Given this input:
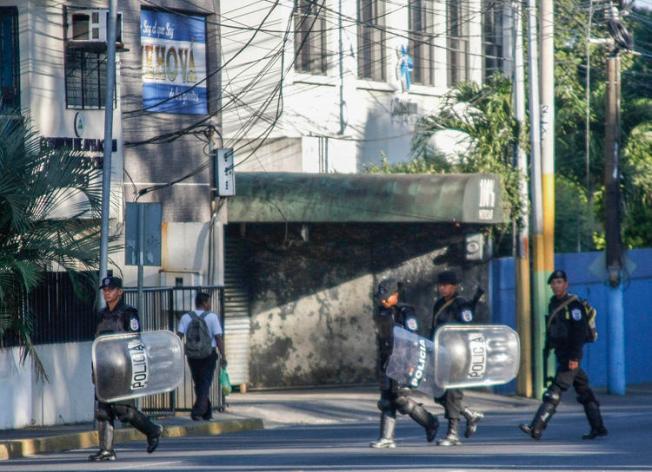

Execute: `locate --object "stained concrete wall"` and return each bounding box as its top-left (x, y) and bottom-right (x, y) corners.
top-left (0, 342), bottom-right (94, 430)
top-left (233, 223), bottom-right (490, 388)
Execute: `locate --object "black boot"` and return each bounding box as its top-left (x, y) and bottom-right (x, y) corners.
top-left (519, 401), bottom-right (556, 440)
top-left (409, 404), bottom-right (439, 443)
top-left (437, 419), bottom-right (461, 446)
top-left (128, 410), bottom-right (163, 453)
top-left (88, 421), bottom-right (116, 461)
top-left (202, 399), bottom-right (213, 420)
top-left (370, 413), bottom-right (396, 448)
top-left (461, 407), bottom-right (484, 438)
top-left (582, 402), bottom-right (608, 439)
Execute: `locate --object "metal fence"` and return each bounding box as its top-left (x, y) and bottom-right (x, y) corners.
top-left (2, 274), bottom-right (225, 416)
top-left (123, 286), bottom-right (225, 415)
top-left (1, 272), bottom-right (98, 347)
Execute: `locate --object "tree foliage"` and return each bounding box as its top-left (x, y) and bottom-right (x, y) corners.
top-left (0, 116), bottom-right (102, 376)
top-left (370, 1), bottom-right (652, 254)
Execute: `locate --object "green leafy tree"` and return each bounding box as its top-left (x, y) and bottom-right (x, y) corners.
top-left (371, 2), bottom-right (652, 254)
top-left (0, 116), bottom-right (102, 375)
top-left (369, 76), bottom-right (522, 255)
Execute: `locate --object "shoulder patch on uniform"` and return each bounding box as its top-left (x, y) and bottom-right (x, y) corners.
top-left (406, 317), bottom-right (418, 331)
top-left (461, 309), bottom-right (473, 322)
top-left (130, 317), bottom-right (140, 331)
top-left (571, 308), bottom-right (582, 321)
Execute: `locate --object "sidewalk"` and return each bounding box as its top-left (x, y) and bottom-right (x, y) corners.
top-left (0, 411), bottom-right (263, 461)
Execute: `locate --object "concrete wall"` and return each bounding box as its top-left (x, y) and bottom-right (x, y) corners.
top-left (235, 223), bottom-right (490, 388)
top-left (491, 248), bottom-right (652, 393)
top-left (0, 342), bottom-right (94, 430)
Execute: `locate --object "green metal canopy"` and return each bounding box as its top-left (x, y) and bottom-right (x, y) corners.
top-left (228, 172), bottom-right (505, 224)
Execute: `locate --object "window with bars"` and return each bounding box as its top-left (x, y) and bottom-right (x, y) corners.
top-left (483, 0), bottom-right (504, 80)
top-left (447, 0), bottom-right (469, 86)
top-left (65, 48), bottom-right (109, 109)
top-left (0, 7), bottom-right (20, 112)
top-left (294, 0), bottom-right (328, 75)
top-left (358, 0), bottom-right (386, 81)
top-left (408, 0), bottom-right (435, 86)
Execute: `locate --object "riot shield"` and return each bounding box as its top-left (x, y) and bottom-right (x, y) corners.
top-left (385, 327), bottom-right (443, 397)
top-left (386, 325), bottom-right (519, 395)
top-left (433, 324), bottom-right (520, 389)
top-left (92, 330), bottom-right (184, 403)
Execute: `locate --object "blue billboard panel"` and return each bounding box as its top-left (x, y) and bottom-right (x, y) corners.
top-left (141, 10), bottom-right (207, 114)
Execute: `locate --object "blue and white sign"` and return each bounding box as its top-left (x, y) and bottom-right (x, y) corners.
top-left (141, 10), bottom-right (207, 114)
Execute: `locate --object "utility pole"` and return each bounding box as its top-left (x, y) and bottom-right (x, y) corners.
top-left (338, 0), bottom-right (345, 135)
top-left (540, 0), bottom-right (555, 271)
top-left (604, 44), bottom-right (625, 396)
top-left (526, 0), bottom-right (547, 398)
top-left (99, 0), bottom-right (117, 307)
top-left (512, 0), bottom-right (532, 398)
top-left (540, 0), bottom-right (556, 384)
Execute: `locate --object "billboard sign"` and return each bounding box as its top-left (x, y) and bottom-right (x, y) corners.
top-left (141, 10), bottom-right (207, 114)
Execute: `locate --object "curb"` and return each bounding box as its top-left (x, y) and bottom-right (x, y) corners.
top-left (0, 418), bottom-right (264, 461)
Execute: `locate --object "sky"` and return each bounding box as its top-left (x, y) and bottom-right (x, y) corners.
top-left (634, 0), bottom-right (652, 10)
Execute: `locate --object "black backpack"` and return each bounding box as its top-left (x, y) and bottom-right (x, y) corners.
top-left (184, 312), bottom-right (213, 359)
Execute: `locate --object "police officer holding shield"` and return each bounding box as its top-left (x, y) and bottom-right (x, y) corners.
top-left (89, 276), bottom-right (163, 462)
top-left (370, 279), bottom-right (439, 448)
top-left (430, 270), bottom-right (484, 446)
top-left (519, 270), bottom-right (607, 440)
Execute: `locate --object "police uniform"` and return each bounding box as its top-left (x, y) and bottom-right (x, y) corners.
top-left (430, 270), bottom-right (484, 446)
top-left (370, 279), bottom-right (439, 448)
top-left (519, 270), bottom-right (607, 440)
top-left (89, 277), bottom-right (162, 462)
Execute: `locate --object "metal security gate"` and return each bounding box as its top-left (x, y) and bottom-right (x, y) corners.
top-left (123, 286), bottom-right (225, 415)
top-left (224, 236), bottom-right (252, 388)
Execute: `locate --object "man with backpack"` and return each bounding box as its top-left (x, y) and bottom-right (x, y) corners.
top-left (177, 292), bottom-right (226, 420)
top-left (519, 270), bottom-right (607, 440)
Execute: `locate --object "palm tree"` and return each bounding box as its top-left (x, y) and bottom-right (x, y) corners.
top-left (0, 115), bottom-right (102, 376)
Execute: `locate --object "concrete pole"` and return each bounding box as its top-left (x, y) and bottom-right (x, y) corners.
top-left (526, 0), bottom-right (547, 398)
top-left (99, 0), bottom-right (117, 307)
top-left (540, 0), bottom-right (555, 269)
top-left (540, 0), bottom-right (556, 382)
top-left (604, 53), bottom-right (626, 395)
top-left (512, 0), bottom-right (532, 398)
top-left (338, 0), bottom-right (345, 135)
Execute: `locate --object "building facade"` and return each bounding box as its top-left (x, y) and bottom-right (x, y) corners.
top-left (220, 0), bottom-right (511, 173)
top-left (0, 0), bottom-right (513, 416)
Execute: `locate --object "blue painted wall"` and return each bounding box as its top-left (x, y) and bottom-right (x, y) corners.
top-left (490, 248), bottom-right (652, 394)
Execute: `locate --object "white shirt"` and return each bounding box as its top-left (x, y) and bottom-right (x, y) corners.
top-left (177, 309), bottom-right (223, 348)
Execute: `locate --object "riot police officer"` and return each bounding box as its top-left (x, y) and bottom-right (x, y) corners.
top-left (370, 279), bottom-right (439, 448)
top-left (519, 270), bottom-right (607, 440)
top-left (430, 270), bottom-right (484, 446)
top-left (89, 276), bottom-right (163, 462)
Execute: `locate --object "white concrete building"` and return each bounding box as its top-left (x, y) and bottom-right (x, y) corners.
top-left (221, 0), bottom-right (510, 173)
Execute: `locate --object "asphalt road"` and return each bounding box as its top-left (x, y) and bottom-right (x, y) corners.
top-left (2, 386), bottom-right (651, 471)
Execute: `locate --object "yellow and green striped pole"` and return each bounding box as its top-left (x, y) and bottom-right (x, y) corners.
top-left (541, 0), bottom-right (556, 392)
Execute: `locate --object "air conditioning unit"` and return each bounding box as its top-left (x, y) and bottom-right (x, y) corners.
top-left (66, 9), bottom-right (123, 46)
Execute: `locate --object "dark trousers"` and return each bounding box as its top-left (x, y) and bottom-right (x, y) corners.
top-left (188, 350), bottom-right (218, 417)
top-left (435, 388), bottom-right (464, 419)
top-left (550, 358), bottom-right (597, 405)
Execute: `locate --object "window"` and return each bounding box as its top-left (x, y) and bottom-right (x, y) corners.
top-left (65, 48), bottom-right (110, 109)
top-left (483, 0), bottom-right (503, 80)
top-left (358, 0), bottom-right (386, 81)
top-left (0, 7), bottom-right (20, 112)
top-left (447, 0), bottom-right (469, 86)
top-left (408, 0), bottom-right (435, 86)
top-left (294, 0), bottom-right (328, 75)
